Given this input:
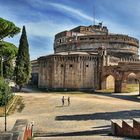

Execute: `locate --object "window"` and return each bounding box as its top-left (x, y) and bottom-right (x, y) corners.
top-left (60, 38), bottom-right (62, 43)
top-left (86, 65), bottom-right (89, 67)
top-left (70, 64), bottom-right (73, 68)
top-left (61, 64), bottom-right (63, 67)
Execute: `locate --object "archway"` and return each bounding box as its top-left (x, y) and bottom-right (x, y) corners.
top-left (106, 75), bottom-right (115, 89)
top-left (101, 75), bottom-right (115, 92)
top-left (125, 73), bottom-right (139, 92)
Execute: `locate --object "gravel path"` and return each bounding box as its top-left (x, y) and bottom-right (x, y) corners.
top-left (0, 90), bottom-right (140, 139)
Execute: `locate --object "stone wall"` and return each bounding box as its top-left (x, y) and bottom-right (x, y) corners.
top-left (111, 119), bottom-right (140, 138)
top-left (54, 34), bottom-right (139, 57)
top-left (31, 60), bottom-right (39, 85)
top-left (38, 54), bottom-right (100, 90)
top-left (31, 60), bottom-right (39, 74)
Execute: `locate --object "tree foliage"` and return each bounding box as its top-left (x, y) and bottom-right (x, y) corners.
top-left (0, 17), bottom-right (20, 40)
top-left (0, 18), bottom-right (20, 106)
top-left (15, 26), bottom-right (31, 90)
top-left (0, 17), bottom-right (20, 78)
top-left (0, 41), bottom-right (18, 78)
top-left (0, 77), bottom-right (12, 106)
top-left (0, 41), bottom-right (18, 59)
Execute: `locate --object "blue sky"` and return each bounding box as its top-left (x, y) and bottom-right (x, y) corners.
top-left (1, 0), bottom-right (140, 60)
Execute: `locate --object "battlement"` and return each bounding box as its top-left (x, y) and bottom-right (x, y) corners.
top-left (107, 55), bottom-right (140, 66)
top-left (38, 52), bottom-right (99, 63)
top-left (70, 23), bottom-right (108, 35)
top-left (55, 23), bottom-right (108, 39)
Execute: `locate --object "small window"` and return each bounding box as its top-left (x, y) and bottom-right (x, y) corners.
top-left (61, 64), bottom-right (63, 67)
top-left (86, 65), bottom-right (89, 67)
top-left (70, 64), bottom-right (73, 68)
top-left (60, 38), bottom-right (62, 43)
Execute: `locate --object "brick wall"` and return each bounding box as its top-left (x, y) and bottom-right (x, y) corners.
top-left (111, 119), bottom-right (140, 138)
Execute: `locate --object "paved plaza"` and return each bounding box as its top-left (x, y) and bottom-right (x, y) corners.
top-left (0, 90), bottom-right (140, 139)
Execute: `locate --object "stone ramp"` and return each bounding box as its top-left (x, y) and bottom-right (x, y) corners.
top-left (34, 127), bottom-right (128, 140)
top-left (0, 119), bottom-right (33, 140)
top-left (34, 125), bottom-right (111, 138)
top-left (34, 135), bottom-right (127, 140)
top-left (0, 133), bottom-right (13, 140)
top-left (111, 118), bottom-right (140, 138)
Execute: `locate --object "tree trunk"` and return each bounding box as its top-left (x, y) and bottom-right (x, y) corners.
top-left (19, 85), bottom-right (22, 92)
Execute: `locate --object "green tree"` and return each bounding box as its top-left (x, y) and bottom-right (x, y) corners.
top-left (0, 17), bottom-right (20, 77)
top-left (0, 41), bottom-right (18, 78)
top-left (0, 18), bottom-right (20, 106)
top-left (0, 77), bottom-right (12, 106)
top-left (0, 17), bottom-right (20, 40)
top-left (15, 26), bottom-right (31, 91)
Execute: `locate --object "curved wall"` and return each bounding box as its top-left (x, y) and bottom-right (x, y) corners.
top-left (54, 34), bottom-right (139, 57)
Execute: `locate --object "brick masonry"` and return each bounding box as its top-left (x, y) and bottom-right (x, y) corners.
top-left (111, 119), bottom-right (140, 138)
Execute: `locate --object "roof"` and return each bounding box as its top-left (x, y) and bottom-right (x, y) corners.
top-left (38, 51), bottom-right (99, 60)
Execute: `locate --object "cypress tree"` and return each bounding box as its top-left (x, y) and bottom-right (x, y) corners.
top-left (15, 26), bottom-right (31, 90)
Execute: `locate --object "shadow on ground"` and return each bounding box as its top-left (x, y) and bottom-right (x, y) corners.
top-left (89, 91), bottom-right (140, 103)
top-left (55, 110), bottom-right (140, 121)
top-left (55, 105), bottom-right (69, 108)
top-left (34, 125), bottom-right (110, 137)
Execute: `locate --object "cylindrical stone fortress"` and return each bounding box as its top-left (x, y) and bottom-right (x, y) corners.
top-left (36, 23), bottom-right (140, 90)
top-left (54, 24), bottom-right (139, 59)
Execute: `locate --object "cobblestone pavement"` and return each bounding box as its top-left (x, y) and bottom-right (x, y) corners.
top-left (0, 90), bottom-right (140, 140)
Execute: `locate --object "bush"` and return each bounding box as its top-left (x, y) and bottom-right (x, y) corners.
top-left (0, 78), bottom-right (13, 106)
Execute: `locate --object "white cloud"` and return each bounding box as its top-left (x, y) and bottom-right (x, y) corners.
top-left (103, 19), bottom-right (140, 38)
top-left (26, 0), bottom-right (99, 23)
top-left (25, 20), bottom-right (77, 38)
top-left (2, 0), bottom-right (140, 59)
top-left (48, 2), bottom-right (95, 22)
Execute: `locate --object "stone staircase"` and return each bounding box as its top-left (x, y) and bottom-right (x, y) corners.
top-left (111, 118), bottom-right (140, 138)
top-left (0, 119), bottom-right (33, 140)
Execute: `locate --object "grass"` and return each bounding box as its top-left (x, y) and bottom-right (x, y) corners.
top-left (96, 84), bottom-right (139, 93)
top-left (96, 88), bottom-right (114, 93)
top-left (125, 84), bottom-right (139, 93)
top-left (16, 97), bottom-right (25, 113)
top-left (52, 91), bottom-right (86, 95)
top-left (0, 95), bottom-right (24, 116)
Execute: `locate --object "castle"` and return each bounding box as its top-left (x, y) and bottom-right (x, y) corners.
top-left (32, 23), bottom-right (139, 91)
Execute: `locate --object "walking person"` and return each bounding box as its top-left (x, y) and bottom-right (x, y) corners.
top-left (62, 96), bottom-right (65, 106)
top-left (67, 96), bottom-right (70, 106)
